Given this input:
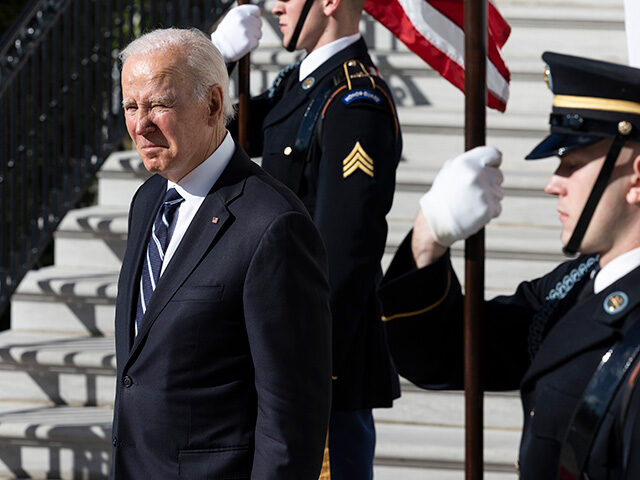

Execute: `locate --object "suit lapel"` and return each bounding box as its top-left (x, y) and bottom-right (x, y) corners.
top-left (263, 38), bottom-right (373, 129)
top-left (121, 175), bottom-right (166, 351)
top-left (125, 147), bottom-right (250, 366)
top-left (522, 265), bottom-right (640, 387)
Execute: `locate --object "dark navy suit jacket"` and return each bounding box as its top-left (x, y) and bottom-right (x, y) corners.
top-left (110, 145), bottom-right (332, 479)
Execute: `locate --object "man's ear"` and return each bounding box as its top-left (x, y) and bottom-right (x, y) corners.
top-left (207, 84), bottom-right (224, 125)
top-left (626, 145), bottom-right (640, 205)
top-left (322, 0), bottom-right (342, 17)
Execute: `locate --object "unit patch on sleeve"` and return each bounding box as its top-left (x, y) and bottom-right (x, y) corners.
top-left (343, 141), bottom-right (374, 178)
top-left (341, 89), bottom-right (382, 106)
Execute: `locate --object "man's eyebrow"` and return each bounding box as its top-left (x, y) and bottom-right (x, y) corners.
top-left (148, 94), bottom-right (176, 105)
top-left (121, 94), bottom-right (176, 108)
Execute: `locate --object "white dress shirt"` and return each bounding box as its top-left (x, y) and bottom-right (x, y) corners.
top-left (299, 33), bottom-right (361, 81)
top-left (594, 246), bottom-right (640, 294)
top-left (161, 131), bottom-right (235, 275)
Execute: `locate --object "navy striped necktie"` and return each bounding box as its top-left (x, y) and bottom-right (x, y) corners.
top-left (134, 188), bottom-right (184, 334)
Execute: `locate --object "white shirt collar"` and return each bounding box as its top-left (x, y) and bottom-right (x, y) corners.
top-left (594, 246), bottom-right (640, 293)
top-left (167, 131), bottom-right (235, 201)
top-left (299, 33), bottom-right (361, 81)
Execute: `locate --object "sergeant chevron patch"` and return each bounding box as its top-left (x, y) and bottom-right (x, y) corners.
top-left (343, 142), bottom-right (374, 178)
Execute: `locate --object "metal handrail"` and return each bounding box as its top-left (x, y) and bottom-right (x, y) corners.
top-left (0, 0), bottom-right (234, 319)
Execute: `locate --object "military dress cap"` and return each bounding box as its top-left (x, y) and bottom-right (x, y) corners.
top-left (526, 51), bottom-right (640, 160)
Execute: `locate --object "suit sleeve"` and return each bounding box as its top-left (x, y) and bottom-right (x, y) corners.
top-left (313, 92), bottom-right (400, 379)
top-left (243, 211), bottom-right (331, 479)
top-left (379, 232), bottom-right (569, 391)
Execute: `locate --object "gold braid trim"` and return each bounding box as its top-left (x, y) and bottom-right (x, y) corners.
top-left (381, 271), bottom-right (452, 322)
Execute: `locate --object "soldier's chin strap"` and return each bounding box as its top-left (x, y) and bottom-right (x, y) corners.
top-left (562, 133), bottom-right (628, 256)
top-left (285, 0), bottom-right (316, 52)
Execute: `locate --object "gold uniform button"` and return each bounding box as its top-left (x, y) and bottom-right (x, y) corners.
top-left (529, 409), bottom-right (535, 417)
top-left (284, 146), bottom-right (292, 156)
top-left (347, 60), bottom-right (357, 67)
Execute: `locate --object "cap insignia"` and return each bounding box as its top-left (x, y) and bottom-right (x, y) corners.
top-left (603, 291), bottom-right (629, 314)
top-left (544, 65), bottom-right (553, 91)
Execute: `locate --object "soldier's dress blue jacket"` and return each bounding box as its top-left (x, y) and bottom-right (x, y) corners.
top-left (378, 234), bottom-right (640, 479)
top-left (238, 37), bottom-right (401, 409)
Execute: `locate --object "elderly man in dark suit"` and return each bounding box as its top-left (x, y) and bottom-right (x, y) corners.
top-left (109, 28), bottom-right (332, 479)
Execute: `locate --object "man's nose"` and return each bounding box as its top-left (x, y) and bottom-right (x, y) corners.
top-left (272, 1), bottom-right (283, 16)
top-left (544, 173), bottom-right (564, 197)
top-left (135, 110), bottom-right (155, 135)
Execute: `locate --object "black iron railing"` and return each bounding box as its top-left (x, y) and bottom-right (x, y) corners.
top-left (0, 0), bottom-right (234, 319)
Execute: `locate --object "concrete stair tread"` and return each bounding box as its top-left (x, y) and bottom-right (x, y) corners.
top-left (0, 403), bottom-right (111, 444)
top-left (373, 465), bottom-right (518, 479)
top-left (0, 331), bottom-right (115, 370)
top-left (15, 266), bottom-right (119, 300)
top-left (387, 220), bottom-right (562, 259)
top-left (374, 422), bottom-right (521, 467)
top-left (379, 386), bottom-right (522, 430)
top-left (396, 162), bottom-right (555, 192)
top-left (57, 206), bottom-right (129, 237)
top-left (97, 150), bottom-right (147, 176)
top-left (381, 251), bottom-right (564, 296)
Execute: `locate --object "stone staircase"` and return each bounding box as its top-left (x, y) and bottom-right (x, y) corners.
top-left (0, 0), bottom-right (627, 477)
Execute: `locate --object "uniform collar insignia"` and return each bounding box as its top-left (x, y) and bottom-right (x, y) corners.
top-left (603, 291), bottom-right (629, 314)
top-left (302, 77), bottom-right (315, 90)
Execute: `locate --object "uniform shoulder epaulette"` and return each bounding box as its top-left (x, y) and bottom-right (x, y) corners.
top-left (321, 59), bottom-right (399, 138)
top-left (332, 59), bottom-right (379, 90)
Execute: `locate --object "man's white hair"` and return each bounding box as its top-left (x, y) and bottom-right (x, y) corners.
top-left (120, 28), bottom-right (235, 124)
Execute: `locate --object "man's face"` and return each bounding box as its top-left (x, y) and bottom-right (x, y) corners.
top-left (121, 52), bottom-right (214, 183)
top-left (544, 140), bottom-right (634, 256)
top-left (272, 0), bottom-right (327, 52)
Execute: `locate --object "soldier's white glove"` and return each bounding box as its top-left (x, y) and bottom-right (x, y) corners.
top-left (211, 5), bottom-right (262, 63)
top-left (419, 146), bottom-right (504, 247)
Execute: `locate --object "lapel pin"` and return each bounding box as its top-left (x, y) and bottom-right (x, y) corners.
top-left (212, 217), bottom-right (219, 224)
top-left (603, 291), bottom-right (628, 314)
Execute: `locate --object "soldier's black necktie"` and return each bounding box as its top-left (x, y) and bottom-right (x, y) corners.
top-left (134, 188), bottom-right (184, 334)
top-left (577, 267), bottom-right (600, 303)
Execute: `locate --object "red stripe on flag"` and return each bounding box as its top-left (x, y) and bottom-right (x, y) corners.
top-left (364, 0), bottom-right (510, 111)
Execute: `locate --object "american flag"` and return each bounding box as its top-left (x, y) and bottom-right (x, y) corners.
top-left (364, 0), bottom-right (511, 111)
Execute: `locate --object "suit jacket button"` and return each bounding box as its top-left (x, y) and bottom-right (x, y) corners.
top-left (112, 436), bottom-right (118, 446)
top-left (122, 376), bottom-right (133, 388)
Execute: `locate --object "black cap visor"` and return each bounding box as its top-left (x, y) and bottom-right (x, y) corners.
top-left (525, 133), bottom-right (603, 160)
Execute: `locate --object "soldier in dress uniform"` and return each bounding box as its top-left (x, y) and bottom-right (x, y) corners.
top-left (214, 0), bottom-right (402, 478)
top-left (378, 52), bottom-right (640, 479)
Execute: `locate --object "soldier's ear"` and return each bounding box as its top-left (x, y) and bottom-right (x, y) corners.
top-left (625, 142), bottom-right (640, 205)
top-left (322, 0), bottom-right (341, 16)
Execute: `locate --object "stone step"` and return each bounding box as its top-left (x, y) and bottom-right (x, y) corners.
top-left (382, 251), bottom-right (563, 298)
top-left (96, 150), bottom-right (149, 208)
top-left (0, 331), bottom-right (115, 408)
top-left (0, 387), bottom-right (522, 480)
top-left (0, 403), bottom-right (111, 479)
top-left (375, 382), bottom-right (522, 478)
top-left (373, 465), bottom-right (518, 479)
top-left (380, 382), bottom-right (522, 429)
top-left (374, 423), bottom-right (521, 475)
top-left (11, 267), bottom-right (118, 336)
top-left (389, 190), bottom-right (559, 231)
top-left (55, 206), bottom-right (128, 271)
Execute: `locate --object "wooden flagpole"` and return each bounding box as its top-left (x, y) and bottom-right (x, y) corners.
top-left (463, 0), bottom-right (486, 478)
top-left (237, 0), bottom-right (251, 152)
